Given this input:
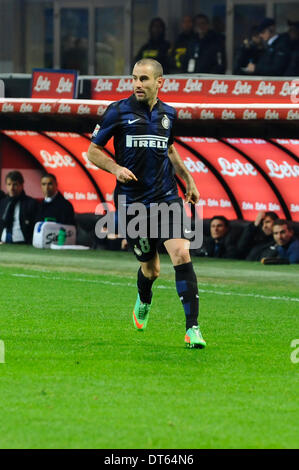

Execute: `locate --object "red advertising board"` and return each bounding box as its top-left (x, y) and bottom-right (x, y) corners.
top-left (224, 138), bottom-right (299, 221)
top-left (2, 130), bottom-right (100, 213)
top-left (1, 97), bottom-right (299, 121)
top-left (273, 138), bottom-right (299, 159)
top-left (31, 69), bottom-right (77, 98)
top-left (179, 137), bottom-right (283, 221)
top-left (44, 132), bottom-right (116, 205)
top-left (91, 76), bottom-right (299, 104)
top-left (174, 141), bottom-right (237, 219)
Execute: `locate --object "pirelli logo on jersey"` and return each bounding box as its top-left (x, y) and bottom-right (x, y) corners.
top-left (126, 135), bottom-right (169, 149)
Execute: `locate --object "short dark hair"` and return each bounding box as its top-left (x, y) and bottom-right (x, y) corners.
top-left (258, 18), bottom-right (275, 33)
top-left (264, 211), bottom-right (279, 221)
top-left (41, 173), bottom-right (57, 183)
top-left (210, 215), bottom-right (230, 228)
top-left (134, 58), bottom-right (163, 78)
top-left (273, 219), bottom-right (294, 231)
top-left (194, 14), bottom-right (209, 23)
top-left (149, 17), bottom-right (166, 35)
top-left (5, 170), bottom-right (24, 184)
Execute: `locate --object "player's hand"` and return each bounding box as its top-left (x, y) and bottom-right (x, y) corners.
top-left (115, 166), bottom-right (138, 183)
top-left (254, 210), bottom-right (265, 226)
top-left (244, 62), bottom-right (255, 73)
top-left (185, 184), bottom-right (200, 205)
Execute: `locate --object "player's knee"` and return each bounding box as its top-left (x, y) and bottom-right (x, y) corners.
top-left (171, 248), bottom-right (190, 266)
top-left (142, 265), bottom-right (160, 280)
top-left (147, 268), bottom-right (160, 280)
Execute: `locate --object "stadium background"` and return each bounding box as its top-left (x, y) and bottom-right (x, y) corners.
top-left (1, 76), bottom-right (299, 235)
top-left (0, 0), bottom-right (299, 451)
top-left (1, 1), bottom-right (299, 230)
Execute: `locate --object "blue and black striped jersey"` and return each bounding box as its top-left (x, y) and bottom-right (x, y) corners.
top-left (91, 94), bottom-right (179, 206)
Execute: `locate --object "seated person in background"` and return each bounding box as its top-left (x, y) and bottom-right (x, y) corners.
top-left (0, 170), bottom-right (40, 244)
top-left (134, 18), bottom-right (171, 74)
top-left (169, 15), bottom-right (197, 73)
top-left (36, 173), bottom-right (75, 226)
top-left (261, 220), bottom-right (299, 264)
top-left (243, 18), bottom-right (290, 76)
top-left (234, 26), bottom-right (265, 75)
top-left (196, 216), bottom-right (238, 259)
top-left (237, 211), bottom-right (278, 261)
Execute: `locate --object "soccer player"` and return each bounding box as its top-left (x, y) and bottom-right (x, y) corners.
top-left (87, 58), bottom-right (206, 349)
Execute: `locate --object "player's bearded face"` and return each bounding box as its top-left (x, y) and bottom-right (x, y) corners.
top-left (132, 65), bottom-right (162, 105)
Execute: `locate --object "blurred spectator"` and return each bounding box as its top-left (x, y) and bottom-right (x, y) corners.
top-left (61, 34), bottom-right (76, 62)
top-left (261, 220), bottom-right (299, 264)
top-left (234, 26), bottom-right (265, 75)
top-left (169, 15), bottom-right (197, 73)
top-left (36, 173), bottom-right (75, 226)
top-left (185, 14), bottom-right (226, 74)
top-left (195, 216), bottom-right (238, 258)
top-left (0, 190), bottom-right (5, 200)
top-left (284, 20), bottom-right (299, 76)
top-left (61, 37), bottom-right (88, 74)
top-left (237, 211), bottom-right (278, 261)
top-left (213, 15), bottom-right (225, 36)
top-left (243, 18), bottom-right (290, 76)
top-left (95, 32), bottom-right (117, 75)
top-left (0, 171), bottom-right (39, 244)
top-left (134, 18), bottom-right (171, 73)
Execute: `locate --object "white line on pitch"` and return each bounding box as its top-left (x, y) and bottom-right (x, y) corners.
top-left (7, 272), bottom-right (299, 303)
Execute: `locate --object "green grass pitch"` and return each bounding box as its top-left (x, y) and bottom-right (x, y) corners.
top-left (0, 245), bottom-right (298, 449)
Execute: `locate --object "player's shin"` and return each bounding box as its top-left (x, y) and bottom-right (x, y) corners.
top-left (137, 267), bottom-right (154, 304)
top-left (174, 262), bottom-right (199, 330)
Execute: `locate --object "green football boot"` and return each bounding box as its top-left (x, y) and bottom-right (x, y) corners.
top-left (132, 294), bottom-right (151, 331)
top-left (185, 325), bottom-right (206, 349)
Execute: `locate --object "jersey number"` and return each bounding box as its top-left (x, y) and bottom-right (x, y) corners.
top-left (139, 238), bottom-right (150, 253)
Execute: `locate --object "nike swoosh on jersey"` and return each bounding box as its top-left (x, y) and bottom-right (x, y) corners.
top-left (128, 118), bottom-right (140, 124)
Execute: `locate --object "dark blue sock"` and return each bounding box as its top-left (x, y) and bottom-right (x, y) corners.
top-left (174, 262), bottom-right (199, 330)
top-left (137, 267), bottom-right (154, 304)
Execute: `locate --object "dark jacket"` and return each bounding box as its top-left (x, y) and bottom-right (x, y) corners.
top-left (185, 30), bottom-right (226, 73)
top-left (284, 40), bottom-right (299, 76)
top-left (0, 190), bottom-right (5, 201)
top-left (234, 41), bottom-right (265, 75)
top-left (35, 191), bottom-right (75, 226)
top-left (262, 237), bottom-right (299, 264)
top-left (255, 34), bottom-right (290, 76)
top-left (134, 39), bottom-right (171, 73)
top-left (0, 192), bottom-right (40, 244)
top-left (169, 31), bottom-right (197, 73)
top-left (277, 238), bottom-right (299, 263)
top-left (195, 233), bottom-right (238, 259)
top-left (237, 222), bottom-right (274, 261)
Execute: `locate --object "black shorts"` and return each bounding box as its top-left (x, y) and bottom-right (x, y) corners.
top-left (120, 199), bottom-right (189, 262)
